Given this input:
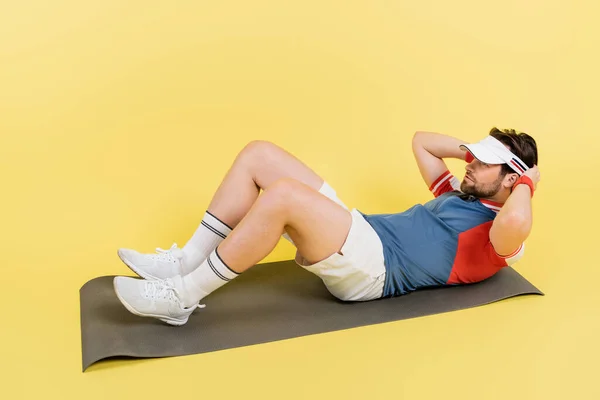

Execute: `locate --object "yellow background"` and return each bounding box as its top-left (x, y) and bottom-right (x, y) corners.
top-left (1, 1), bottom-right (598, 399)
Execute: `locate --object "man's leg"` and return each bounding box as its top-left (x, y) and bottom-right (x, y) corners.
top-left (117, 140), bottom-right (347, 280)
top-left (218, 178), bottom-right (351, 271)
top-left (114, 178), bottom-right (352, 325)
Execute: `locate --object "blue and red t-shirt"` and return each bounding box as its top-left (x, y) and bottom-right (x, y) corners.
top-left (360, 170), bottom-right (525, 298)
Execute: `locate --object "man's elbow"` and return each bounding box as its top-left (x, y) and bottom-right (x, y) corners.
top-left (412, 131), bottom-right (431, 148)
top-left (413, 131), bottom-right (430, 140)
top-left (497, 212), bottom-right (532, 238)
top-left (412, 131), bottom-right (422, 143)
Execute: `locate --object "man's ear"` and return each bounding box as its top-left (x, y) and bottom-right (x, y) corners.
top-left (504, 172), bottom-right (519, 188)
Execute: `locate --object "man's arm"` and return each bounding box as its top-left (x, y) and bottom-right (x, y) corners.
top-left (489, 167), bottom-right (538, 257)
top-left (412, 131), bottom-right (469, 188)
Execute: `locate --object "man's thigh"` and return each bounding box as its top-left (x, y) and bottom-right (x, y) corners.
top-left (281, 180), bottom-right (352, 265)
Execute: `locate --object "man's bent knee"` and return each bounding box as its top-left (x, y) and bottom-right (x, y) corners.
top-left (259, 178), bottom-right (304, 215)
top-left (241, 140), bottom-right (278, 158)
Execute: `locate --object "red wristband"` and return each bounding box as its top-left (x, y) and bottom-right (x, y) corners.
top-left (465, 152), bottom-right (474, 163)
top-left (513, 175), bottom-right (534, 198)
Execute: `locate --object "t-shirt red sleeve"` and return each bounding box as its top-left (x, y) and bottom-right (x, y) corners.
top-left (488, 241), bottom-right (526, 266)
top-left (429, 170), bottom-right (461, 198)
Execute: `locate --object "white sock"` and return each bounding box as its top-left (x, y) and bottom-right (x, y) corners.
top-left (282, 181), bottom-right (348, 244)
top-left (182, 211), bottom-right (232, 274)
top-left (178, 249), bottom-right (239, 307)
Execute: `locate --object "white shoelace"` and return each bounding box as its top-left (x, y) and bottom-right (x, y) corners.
top-left (143, 279), bottom-right (207, 309)
top-left (151, 243), bottom-right (181, 262)
top-left (144, 279), bottom-right (180, 302)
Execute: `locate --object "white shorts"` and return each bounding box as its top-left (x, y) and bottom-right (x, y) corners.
top-left (293, 208), bottom-right (387, 302)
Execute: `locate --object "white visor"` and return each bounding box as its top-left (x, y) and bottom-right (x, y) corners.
top-left (460, 136), bottom-right (529, 176)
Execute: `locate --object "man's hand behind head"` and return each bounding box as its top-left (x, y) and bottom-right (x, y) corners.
top-left (523, 165), bottom-right (541, 190)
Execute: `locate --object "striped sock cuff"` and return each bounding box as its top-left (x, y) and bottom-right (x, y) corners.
top-left (202, 211), bottom-right (233, 239)
top-left (207, 248), bottom-right (239, 282)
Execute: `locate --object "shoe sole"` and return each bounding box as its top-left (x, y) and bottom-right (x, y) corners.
top-left (117, 249), bottom-right (161, 281)
top-left (113, 279), bottom-right (190, 327)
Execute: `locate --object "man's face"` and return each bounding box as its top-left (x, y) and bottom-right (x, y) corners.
top-left (460, 160), bottom-right (507, 198)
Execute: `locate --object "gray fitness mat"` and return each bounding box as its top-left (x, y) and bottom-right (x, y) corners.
top-left (80, 260), bottom-right (543, 371)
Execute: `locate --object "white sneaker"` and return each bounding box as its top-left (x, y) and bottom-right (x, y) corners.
top-left (117, 243), bottom-right (185, 280)
top-left (113, 275), bottom-right (200, 326)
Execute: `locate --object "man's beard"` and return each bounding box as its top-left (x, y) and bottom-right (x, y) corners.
top-left (460, 174), bottom-right (504, 198)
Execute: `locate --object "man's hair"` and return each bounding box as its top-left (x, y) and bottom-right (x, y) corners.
top-left (489, 127), bottom-right (538, 176)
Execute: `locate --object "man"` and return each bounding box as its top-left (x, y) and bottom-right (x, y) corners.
top-left (114, 128), bottom-right (540, 326)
